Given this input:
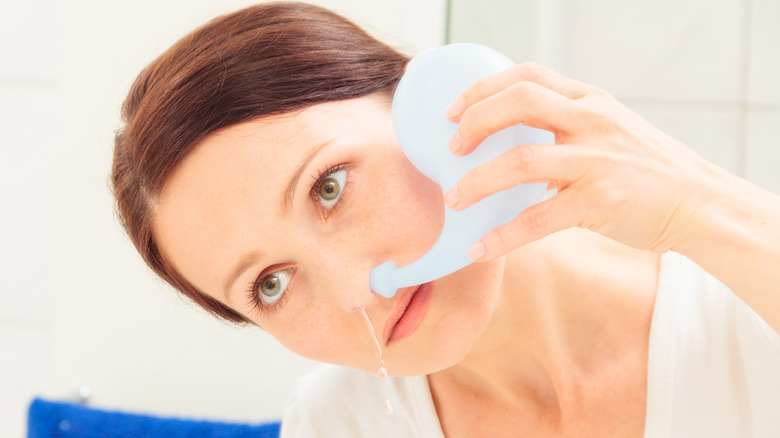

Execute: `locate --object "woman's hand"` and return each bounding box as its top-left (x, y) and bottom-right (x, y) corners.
top-left (443, 62), bottom-right (721, 260)
top-left (444, 62), bottom-right (780, 333)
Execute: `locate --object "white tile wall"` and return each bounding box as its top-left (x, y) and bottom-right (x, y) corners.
top-left (1, 0), bottom-right (59, 436)
top-left (629, 104), bottom-right (743, 174)
top-left (746, 110), bottom-right (780, 194)
top-left (0, 324), bottom-right (52, 438)
top-left (0, 87), bottom-right (56, 324)
top-left (450, 0), bottom-right (779, 193)
top-left (449, 0), bottom-right (537, 63)
top-left (400, 0), bottom-right (447, 53)
top-left (557, 0), bottom-right (745, 103)
top-left (0, 0), bottom-right (58, 80)
top-left (748, 0), bottom-right (780, 105)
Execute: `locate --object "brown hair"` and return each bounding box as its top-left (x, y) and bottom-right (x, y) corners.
top-left (111, 2), bottom-right (409, 323)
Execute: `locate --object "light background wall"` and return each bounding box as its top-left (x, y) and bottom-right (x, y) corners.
top-left (1, 0), bottom-right (59, 437)
top-left (1, 0), bottom-right (778, 437)
top-left (449, 0), bottom-right (780, 192)
top-left (2, 1), bottom-right (445, 437)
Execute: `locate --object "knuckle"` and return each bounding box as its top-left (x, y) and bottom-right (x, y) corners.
top-left (491, 222), bottom-right (512, 250)
top-left (511, 146), bottom-right (540, 170)
top-left (458, 106), bottom-right (487, 139)
top-left (520, 61), bottom-right (546, 78)
top-left (585, 83), bottom-right (614, 100)
top-left (512, 62), bottom-right (547, 82)
top-left (577, 101), bottom-right (613, 127)
top-left (520, 205), bottom-right (551, 236)
top-left (509, 81), bottom-right (543, 106)
top-left (462, 75), bottom-right (493, 104)
top-left (458, 109), bottom-right (476, 137)
top-left (591, 181), bottom-right (623, 209)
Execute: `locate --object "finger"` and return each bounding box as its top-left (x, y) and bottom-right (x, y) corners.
top-left (467, 189), bottom-right (586, 261)
top-left (451, 81), bottom-right (585, 155)
top-left (445, 144), bottom-right (586, 211)
top-left (446, 62), bottom-right (591, 121)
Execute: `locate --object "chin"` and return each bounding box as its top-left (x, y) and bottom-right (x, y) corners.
top-left (387, 263), bottom-right (504, 377)
top-left (385, 327), bottom-right (487, 377)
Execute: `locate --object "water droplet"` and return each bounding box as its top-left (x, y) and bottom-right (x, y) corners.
top-left (355, 306), bottom-right (382, 359)
top-left (355, 305), bottom-right (394, 416)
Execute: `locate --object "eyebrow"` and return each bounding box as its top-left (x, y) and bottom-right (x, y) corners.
top-left (282, 139), bottom-right (333, 215)
top-left (222, 139), bottom-right (333, 300)
top-left (223, 252), bottom-right (262, 301)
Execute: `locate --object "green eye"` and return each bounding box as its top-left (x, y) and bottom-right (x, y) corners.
top-left (319, 178), bottom-right (340, 200)
top-left (318, 169), bottom-right (346, 208)
top-left (257, 269), bottom-right (291, 305)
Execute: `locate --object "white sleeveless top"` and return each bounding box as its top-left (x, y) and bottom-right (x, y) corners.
top-left (281, 252), bottom-right (780, 437)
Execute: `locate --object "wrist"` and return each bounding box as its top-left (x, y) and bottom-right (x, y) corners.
top-left (672, 158), bottom-right (776, 261)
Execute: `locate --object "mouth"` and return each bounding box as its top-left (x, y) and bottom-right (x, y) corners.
top-left (383, 282), bottom-right (432, 346)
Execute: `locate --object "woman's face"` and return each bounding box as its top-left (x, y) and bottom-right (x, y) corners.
top-left (154, 94), bottom-right (506, 376)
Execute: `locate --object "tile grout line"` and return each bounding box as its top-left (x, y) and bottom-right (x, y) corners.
top-left (0, 77), bottom-right (59, 89)
top-left (444, 0), bottom-right (452, 44)
top-left (0, 318), bottom-right (52, 331)
top-left (737, 0), bottom-right (753, 178)
top-left (620, 99), bottom-right (780, 112)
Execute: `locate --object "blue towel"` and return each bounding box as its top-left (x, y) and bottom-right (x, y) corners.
top-left (27, 398), bottom-right (281, 438)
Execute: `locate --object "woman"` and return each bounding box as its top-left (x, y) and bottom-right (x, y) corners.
top-left (111, 2), bottom-right (780, 437)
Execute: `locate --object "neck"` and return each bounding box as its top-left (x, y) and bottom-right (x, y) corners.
top-left (429, 228), bottom-right (660, 416)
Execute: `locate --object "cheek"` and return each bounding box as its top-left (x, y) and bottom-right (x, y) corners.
top-left (269, 305), bottom-right (350, 362)
top-left (270, 305), bottom-right (381, 371)
top-left (362, 157), bottom-right (445, 263)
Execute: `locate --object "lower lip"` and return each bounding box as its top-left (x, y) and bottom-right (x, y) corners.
top-left (387, 283), bottom-right (432, 345)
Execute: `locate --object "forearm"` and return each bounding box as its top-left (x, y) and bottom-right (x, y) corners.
top-left (675, 162), bottom-right (780, 334)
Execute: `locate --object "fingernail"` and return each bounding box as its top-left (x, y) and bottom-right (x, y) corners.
top-left (445, 95), bottom-right (465, 119)
top-left (450, 130), bottom-right (462, 154)
top-left (467, 241), bottom-right (486, 261)
top-left (445, 185), bottom-right (459, 208)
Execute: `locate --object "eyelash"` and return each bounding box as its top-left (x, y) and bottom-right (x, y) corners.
top-left (309, 162), bottom-right (351, 218)
top-left (246, 267), bottom-right (295, 316)
top-left (246, 162), bottom-right (351, 315)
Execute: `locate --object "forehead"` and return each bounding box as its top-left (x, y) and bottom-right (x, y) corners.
top-left (151, 95), bottom-right (390, 302)
top-left (162, 94), bottom-right (390, 190)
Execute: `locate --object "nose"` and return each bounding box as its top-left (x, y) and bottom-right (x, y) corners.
top-left (304, 242), bottom-right (384, 313)
top-left (298, 141), bottom-right (445, 311)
